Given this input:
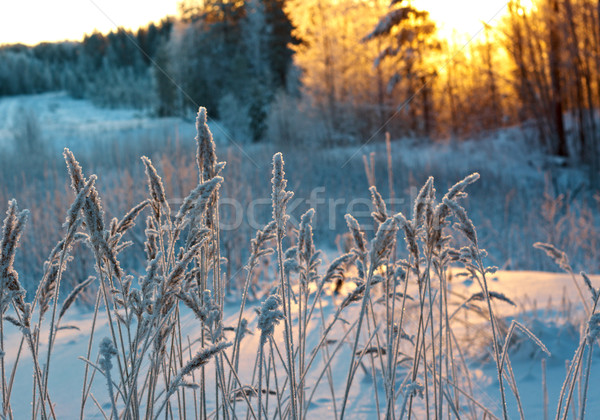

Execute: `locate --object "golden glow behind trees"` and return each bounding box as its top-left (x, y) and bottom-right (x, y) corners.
top-left (7, 0), bottom-right (595, 163)
top-left (286, 0), bottom-right (398, 140)
top-left (363, 2), bottom-right (439, 136)
top-left (284, 0), bottom-right (598, 167)
top-left (284, 0), bottom-right (529, 141)
top-left (501, 0), bottom-right (600, 182)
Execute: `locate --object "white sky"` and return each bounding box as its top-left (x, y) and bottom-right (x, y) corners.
top-left (0, 0), bottom-right (518, 46)
top-left (415, 0), bottom-right (514, 42)
top-left (0, 0), bottom-right (180, 45)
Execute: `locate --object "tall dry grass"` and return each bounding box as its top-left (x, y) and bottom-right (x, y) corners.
top-left (0, 106), bottom-right (597, 419)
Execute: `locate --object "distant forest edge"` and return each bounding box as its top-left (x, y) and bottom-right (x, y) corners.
top-left (1, 0), bottom-right (599, 169)
top-left (0, 19), bottom-right (173, 109)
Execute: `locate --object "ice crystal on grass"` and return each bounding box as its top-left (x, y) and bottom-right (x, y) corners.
top-left (64, 175), bottom-right (96, 235)
top-left (249, 221), bottom-right (277, 264)
top-left (344, 214), bottom-right (367, 257)
top-left (174, 176), bottom-right (223, 227)
top-left (369, 186), bottom-right (388, 224)
top-left (179, 341), bottom-right (232, 380)
top-left (413, 176), bottom-right (433, 227)
top-left (298, 208), bottom-right (315, 265)
top-left (63, 148), bottom-right (85, 193)
top-left (581, 272), bottom-right (599, 301)
top-left (115, 200), bottom-right (149, 235)
top-left (99, 337), bottom-right (119, 419)
top-left (370, 217), bottom-right (398, 269)
top-left (257, 294), bottom-right (285, 344)
top-left (196, 107), bottom-right (222, 181)
top-left (322, 253), bottom-right (356, 285)
top-left (443, 197), bottom-right (478, 246)
top-left (271, 153), bottom-right (294, 236)
top-left (99, 338), bottom-right (117, 372)
top-left (141, 156), bottom-right (168, 219)
top-left (0, 200), bottom-right (29, 280)
top-left (587, 313), bottom-right (600, 343)
top-left (534, 242), bottom-right (571, 272)
top-left (0, 200), bottom-right (29, 314)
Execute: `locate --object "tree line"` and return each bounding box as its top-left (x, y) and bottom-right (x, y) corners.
top-left (0, 20), bottom-right (172, 108)
top-left (0, 0), bottom-right (599, 176)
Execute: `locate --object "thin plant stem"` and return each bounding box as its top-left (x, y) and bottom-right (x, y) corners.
top-left (275, 229), bottom-right (298, 420)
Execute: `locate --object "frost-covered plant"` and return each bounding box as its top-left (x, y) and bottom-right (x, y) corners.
top-left (256, 294), bottom-right (284, 419)
top-left (534, 243), bottom-right (600, 420)
top-left (98, 338), bottom-right (118, 420)
top-left (1, 103), bottom-right (598, 420)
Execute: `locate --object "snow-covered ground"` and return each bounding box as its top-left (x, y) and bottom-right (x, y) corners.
top-left (3, 271), bottom-right (598, 419)
top-left (0, 92), bottom-right (598, 419)
top-left (457, 271), bottom-right (600, 418)
top-left (0, 92), bottom-right (230, 156)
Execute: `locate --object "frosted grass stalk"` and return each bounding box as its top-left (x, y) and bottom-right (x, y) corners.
top-left (271, 152), bottom-right (298, 420)
top-left (257, 294), bottom-right (284, 419)
top-left (579, 313), bottom-right (599, 419)
top-left (542, 358), bottom-right (548, 420)
top-left (99, 338), bottom-right (119, 420)
top-left (340, 217), bottom-right (397, 419)
top-left (43, 170), bottom-right (98, 411)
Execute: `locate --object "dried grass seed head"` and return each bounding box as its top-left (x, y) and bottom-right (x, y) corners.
top-left (179, 341), bottom-right (232, 380)
top-left (99, 337), bottom-right (118, 372)
top-left (466, 290), bottom-right (516, 307)
top-left (434, 173), bottom-right (480, 225)
top-left (413, 176), bottom-right (433, 227)
top-left (257, 294), bottom-right (285, 344)
top-left (271, 153), bottom-right (294, 235)
top-left (345, 214), bottom-right (368, 257)
top-left (250, 221), bottom-right (277, 259)
top-left (581, 272), bottom-right (599, 301)
top-left (166, 242), bottom-right (205, 292)
top-left (394, 212), bottom-right (419, 261)
top-left (39, 256), bottom-right (73, 318)
top-left (298, 208), bottom-right (315, 263)
top-left (1, 270), bottom-right (26, 314)
top-left (444, 173), bottom-right (480, 202)
top-left (83, 186), bottom-right (105, 238)
top-left (141, 156), bottom-right (168, 218)
top-left (533, 242), bottom-right (571, 272)
top-left (144, 216), bottom-right (159, 260)
top-left (61, 154), bottom-right (112, 270)
top-left (196, 107), bottom-right (218, 181)
top-left (63, 148), bottom-right (85, 193)
top-left (370, 217), bottom-right (398, 268)
top-left (64, 175), bottom-right (97, 238)
top-left (175, 176), bottom-right (223, 227)
top-left (369, 186), bottom-right (388, 224)
top-left (442, 198), bottom-right (478, 246)
top-left (116, 200), bottom-right (150, 235)
top-left (587, 313), bottom-right (600, 343)
top-left (322, 252), bottom-right (356, 284)
top-left (0, 200), bottom-right (29, 285)
top-left (59, 276), bottom-right (96, 321)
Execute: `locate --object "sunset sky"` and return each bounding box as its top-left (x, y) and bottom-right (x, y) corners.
top-left (0, 0), bottom-right (180, 45)
top-left (0, 0), bottom-right (517, 46)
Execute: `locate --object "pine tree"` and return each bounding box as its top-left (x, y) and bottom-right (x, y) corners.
top-left (363, 0), bottom-right (439, 137)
